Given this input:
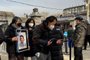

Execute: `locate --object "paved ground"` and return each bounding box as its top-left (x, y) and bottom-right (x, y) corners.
top-left (0, 45), bottom-right (90, 60)
top-left (63, 45), bottom-right (90, 60)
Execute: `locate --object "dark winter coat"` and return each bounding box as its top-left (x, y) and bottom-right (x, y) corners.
top-left (67, 28), bottom-right (74, 38)
top-left (32, 24), bottom-right (51, 54)
top-left (49, 26), bottom-right (63, 44)
top-left (33, 24), bottom-right (64, 60)
top-left (49, 27), bottom-right (64, 60)
top-left (24, 27), bottom-right (37, 57)
top-left (5, 24), bottom-right (20, 54)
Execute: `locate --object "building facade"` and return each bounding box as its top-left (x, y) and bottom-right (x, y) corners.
top-left (57, 5), bottom-right (89, 31)
top-left (63, 5), bottom-right (87, 15)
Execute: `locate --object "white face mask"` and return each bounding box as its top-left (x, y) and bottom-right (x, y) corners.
top-left (29, 23), bottom-right (34, 27)
top-left (21, 23), bottom-right (25, 27)
top-left (49, 25), bottom-right (55, 30)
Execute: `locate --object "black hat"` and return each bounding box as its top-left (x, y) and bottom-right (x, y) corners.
top-left (75, 16), bottom-right (83, 21)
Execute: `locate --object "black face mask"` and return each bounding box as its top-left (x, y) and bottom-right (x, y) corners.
top-left (17, 23), bottom-right (21, 27)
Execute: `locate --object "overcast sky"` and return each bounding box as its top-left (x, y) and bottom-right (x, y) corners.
top-left (0, 0), bottom-right (85, 16)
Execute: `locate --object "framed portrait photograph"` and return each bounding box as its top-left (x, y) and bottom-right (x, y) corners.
top-left (16, 29), bottom-right (29, 53)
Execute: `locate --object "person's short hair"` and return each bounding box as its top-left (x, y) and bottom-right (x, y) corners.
top-left (43, 16), bottom-right (57, 26)
top-left (46, 16), bottom-right (57, 22)
top-left (75, 16), bottom-right (83, 21)
top-left (20, 35), bottom-right (24, 38)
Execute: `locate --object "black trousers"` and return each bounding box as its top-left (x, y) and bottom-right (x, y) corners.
top-left (8, 53), bottom-right (24, 60)
top-left (74, 47), bottom-right (83, 60)
top-left (50, 45), bottom-right (63, 60)
top-left (84, 35), bottom-right (90, 49)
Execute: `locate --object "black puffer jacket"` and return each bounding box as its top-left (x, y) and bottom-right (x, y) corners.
top-left (5, 25), bottom-right (17, 54)
top-left (24, 27), bottom-right (37, 57)
top-left (49, 27), bottom-right (63, 44)
top-left (33, 24), bottom-right (51, 54)
top-left (49, 27), bottom-right (64, 60)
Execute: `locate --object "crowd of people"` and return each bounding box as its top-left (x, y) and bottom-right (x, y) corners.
top-left (0, 15), bottom-right (88, 60)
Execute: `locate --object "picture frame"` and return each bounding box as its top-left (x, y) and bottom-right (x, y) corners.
top-left (16, 29), bottom-right (29, 53)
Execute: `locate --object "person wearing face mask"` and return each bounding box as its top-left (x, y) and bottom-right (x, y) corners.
top-left (24, 18), bottom-right (37, 60)
top-left (32, 16), bottom-right (63, 60)
top-left (5, 16), bottom-right (24, 60)
top-left (49, 25), bottom-right (55, 30)
top-left (48, 23), bottom-right (64, 60)
top-left (21, 23), bottom-right (26, 29)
